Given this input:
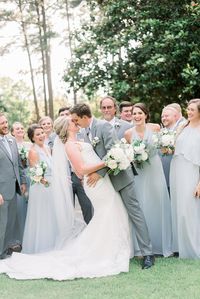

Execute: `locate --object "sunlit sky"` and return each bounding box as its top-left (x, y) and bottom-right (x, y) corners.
top-left (0, 1), bottom-right (88, 101)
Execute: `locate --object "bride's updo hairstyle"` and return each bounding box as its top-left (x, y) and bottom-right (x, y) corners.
top-left (53, 116), bottom-right (70, 143)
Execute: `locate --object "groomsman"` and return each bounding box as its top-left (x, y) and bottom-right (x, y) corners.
top-left (0, 113), bottom-right (26, 259)
top-left (71, 103), bottom-right (155, 269)
top-left (119, 101), bottom-right (134, 123)
top-left (100, 96), bottom-right (133, 139)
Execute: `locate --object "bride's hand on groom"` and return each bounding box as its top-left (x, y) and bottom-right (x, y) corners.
top-left (86, 173), bottom-right (101, 187)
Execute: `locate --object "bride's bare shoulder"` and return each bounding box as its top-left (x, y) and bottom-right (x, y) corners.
top-left (65, 140), bottom-right (82, 152)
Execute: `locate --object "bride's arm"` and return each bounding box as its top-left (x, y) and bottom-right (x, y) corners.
top-left (65, 142), bottom-right (105, 176)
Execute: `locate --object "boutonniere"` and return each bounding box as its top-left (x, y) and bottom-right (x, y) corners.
top-left (91, 136), bottom-right (100, 147)
top-left (8, 138), bottom-right (13, 144)
top-left (114, 122), bottom-right (120, 128)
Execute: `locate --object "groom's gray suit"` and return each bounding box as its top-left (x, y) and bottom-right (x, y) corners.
top-left (84, 117), bottom-right (152, 256)
top-left (0, 135), bottom-right (26, 258)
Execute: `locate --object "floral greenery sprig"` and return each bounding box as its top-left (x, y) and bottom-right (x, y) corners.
top-left (19, 146), bottom-right (29, 161)
top-left (131, 139), bottom-right (150, 169)
top-left (152, 129), bottom-right (176, 155)
top-left (28, 161), bottom-right (50, 187)
top-left (104, 139), bottom-right (133, 176)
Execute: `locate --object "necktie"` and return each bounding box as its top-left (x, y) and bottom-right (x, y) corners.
top-left (86, 127), bottom-right (92, 142)
top-left (1, 136), bottom-right (12, 159)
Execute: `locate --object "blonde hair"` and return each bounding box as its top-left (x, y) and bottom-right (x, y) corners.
top-left (53, 116), bottom-right (70, 144)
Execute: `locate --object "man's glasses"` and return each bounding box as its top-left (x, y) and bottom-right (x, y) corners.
top-left (101, 106), bottom-right (114, 110)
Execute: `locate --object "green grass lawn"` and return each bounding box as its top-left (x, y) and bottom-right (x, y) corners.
top-left (1, 257), bottom-right (200, 299)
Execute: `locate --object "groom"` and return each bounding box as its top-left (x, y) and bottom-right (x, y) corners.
top-left (71, 103), bottom-right (155, 269)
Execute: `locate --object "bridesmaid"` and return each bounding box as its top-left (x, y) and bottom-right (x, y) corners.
top-left (38, 116), bottom-right (55, 150)
top-left (22, 124), bottom-right (56, 253)
top-left (11, 122), bottom-right (31, 243)
top-left (170, 99), bottom-right (200, 258)
top-left (125, 103), bottom-right (172, 257)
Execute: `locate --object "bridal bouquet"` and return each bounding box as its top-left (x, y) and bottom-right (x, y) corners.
top-left (28, 161), bottom-right (50, 187)
top-left (131, 140), bottom-right (150, 169)
top-left (104, 139), bottom-right (133, 175)
top-left (152, 129), bottom-right (176, 155)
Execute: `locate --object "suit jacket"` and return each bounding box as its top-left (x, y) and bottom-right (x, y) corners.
top-left (113, 118), bottom-right (133, 139)
top-left (0, 136), bottom-right (26, 200)
top-left (83, 118), bottom-right (134, 192)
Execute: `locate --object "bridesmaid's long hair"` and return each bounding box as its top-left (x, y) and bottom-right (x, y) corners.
top-left (53, 116), bottom-right (70, 144)
top-left (133, 102), bottom-right (150, 123)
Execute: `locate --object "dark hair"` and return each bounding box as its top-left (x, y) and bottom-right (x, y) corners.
top-left (119, 101), bottom-right (133, 113)
top-left (188, 98), bottom-right (200, 113)
top-left (70, 103), bottom-right (92, 118)
top-left (133, 102), bottom-right (150, 123)
top-left (27, 124), bottom-right (43, 143)
top-left (58, 106), bottom-right (71, 115)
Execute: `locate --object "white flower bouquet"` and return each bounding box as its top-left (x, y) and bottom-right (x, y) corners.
top-left (104, 139), bottom-right (133, 175)
top-left (131, 140), bottom-right (150, 169)
top-left (152, 129), bottom-right (176, 155)
top-left (28, 161), bottom-right (50, 187)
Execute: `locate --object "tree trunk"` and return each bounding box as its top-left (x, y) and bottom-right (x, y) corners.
top-left (65, 0), bottom-right (77, 104)
top-left (18, 0), bottom-right (40, 120)
top-left (35, 0), bottom-right (48, 115)
top-left (41, 0), bottom-right (54, 119)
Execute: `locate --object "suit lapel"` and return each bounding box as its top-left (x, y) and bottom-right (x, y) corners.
top-left (91, 118), bottom-right (97, 140)
top-left (0, 139), bottom-right (13, 163)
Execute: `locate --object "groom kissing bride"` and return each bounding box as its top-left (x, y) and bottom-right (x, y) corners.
top-left (70, 103), bottom-right (155, 269)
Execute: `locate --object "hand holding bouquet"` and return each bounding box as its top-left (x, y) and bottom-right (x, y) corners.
top-left (28, 161), bottom-right (50, 187)
top-left (131, 140), bottom-right (150, 169)
top-left (104, 139), bottom-right (133, 176)
top-left (152, 129), bottom-right (176, 155)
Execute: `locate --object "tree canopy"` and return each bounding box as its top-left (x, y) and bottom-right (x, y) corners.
top-left (64, 0), bottom-right (200, 118)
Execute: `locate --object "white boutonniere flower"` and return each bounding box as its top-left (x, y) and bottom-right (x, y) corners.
top-left (114, 122), bottom-right (120, 128)
top-left (8, 138), bottom-right (13, 144)
top-left (91, 136), bottom-right (100, 147)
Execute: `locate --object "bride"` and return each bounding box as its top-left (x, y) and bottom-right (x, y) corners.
top-left (0, 116), bottom-right (131, 280)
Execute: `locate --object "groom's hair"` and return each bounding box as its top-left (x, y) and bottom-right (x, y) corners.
top-left (70, 103), bottom-right (92, 118)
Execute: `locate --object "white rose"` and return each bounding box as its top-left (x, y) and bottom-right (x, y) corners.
top-left (134, 143), bottom-right (145, 154)
top-left (119, 159), bottom-right (130, 170)
top-left (111, 148), bottom-right (124, 162)
top-left (161, 135), bottom-right (173, 146)
top-left (35, 167), bottom-right (43, 176)
top-left (125, 147), bottom-right (134, 161)
top-left (107, 159), bottom-right (118, 169)
top-left (141, 151), bottom-right (148, 161)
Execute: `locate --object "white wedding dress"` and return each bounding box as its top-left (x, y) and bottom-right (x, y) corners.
top-left (0, 142), bottom-right (131, 280)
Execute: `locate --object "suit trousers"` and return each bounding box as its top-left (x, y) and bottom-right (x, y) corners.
top-left (119, 182), bottom-right (152, 256)
top-left (0, 194), bottom-right (17, 257)
top-left (71, 173), bottom-right (93, 224)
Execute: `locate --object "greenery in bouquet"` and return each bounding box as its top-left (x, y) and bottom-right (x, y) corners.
top-left (104, 139), bottom-right (133, 176)
top-left (131, 140), bottom-right (150, 169)
top-left (28, 161), bottom-right (50, 187)
top-left (18, 146), bottom-right (29, 168)
top-left (152, 129), bottom-right (176, 155)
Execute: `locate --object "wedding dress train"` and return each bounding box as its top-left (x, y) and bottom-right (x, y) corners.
top-left (0, 142), bottom-right (131, 280)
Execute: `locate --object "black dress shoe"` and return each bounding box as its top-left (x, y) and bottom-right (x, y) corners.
top-left (7, 244), bottom-right (22, 255)
top-left (142, 255), bottom-right (155, 269)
